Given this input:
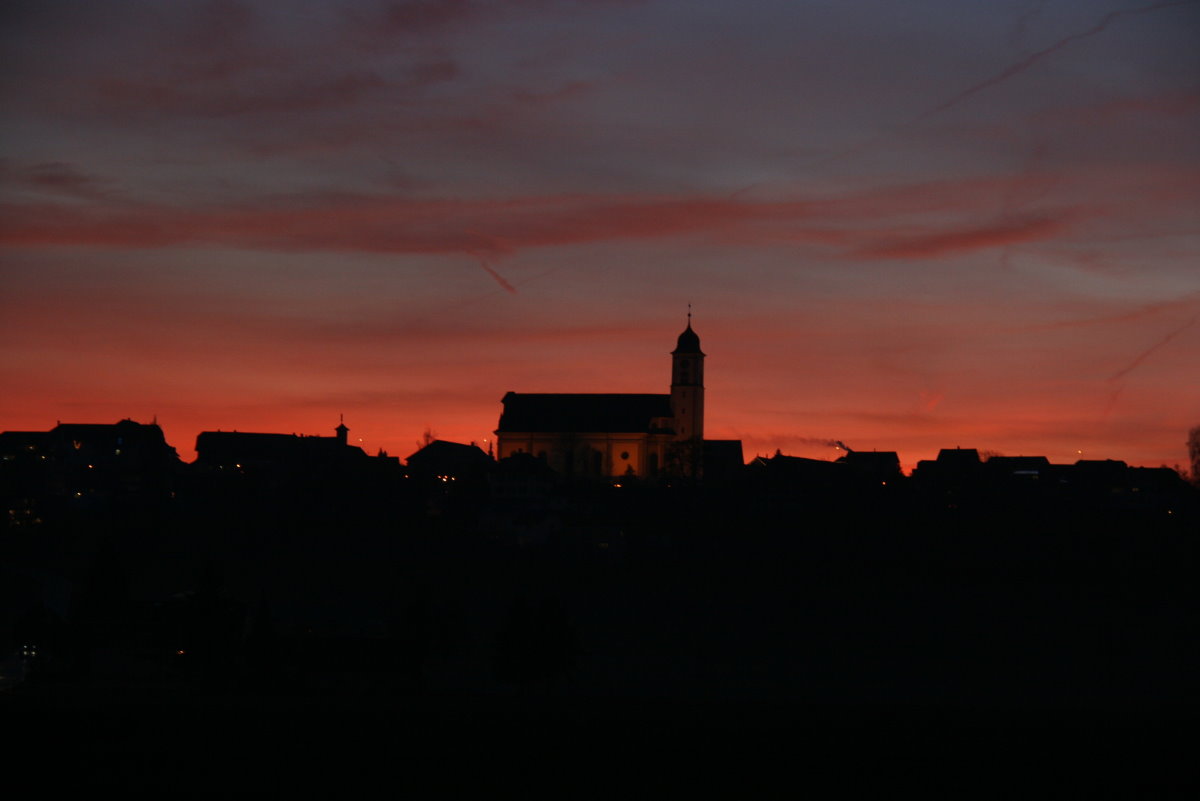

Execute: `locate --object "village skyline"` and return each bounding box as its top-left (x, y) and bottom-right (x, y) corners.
top-left (3, 1), bottom-right (1198, 474)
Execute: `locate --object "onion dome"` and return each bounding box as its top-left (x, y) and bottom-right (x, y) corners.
top-left (673, 323), bottom-right (702, 354)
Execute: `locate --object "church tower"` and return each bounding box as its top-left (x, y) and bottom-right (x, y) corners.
top-left (670, 313), bottom-right (705, 441)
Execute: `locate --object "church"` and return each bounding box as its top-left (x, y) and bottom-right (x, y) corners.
top-left (494, 318), bottom-right (740, 480)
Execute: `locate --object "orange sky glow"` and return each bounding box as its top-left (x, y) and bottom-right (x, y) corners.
top-left (2, 1), bottom-right (1197, 473)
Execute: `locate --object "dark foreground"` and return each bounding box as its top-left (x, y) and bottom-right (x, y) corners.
top-left (5, 675), bottom-right (1196, 797)
top-left (4, 481), bottom-right (1197, 795)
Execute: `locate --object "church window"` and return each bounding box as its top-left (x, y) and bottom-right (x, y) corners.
top-left (620, 451), bottom-right (630, 460)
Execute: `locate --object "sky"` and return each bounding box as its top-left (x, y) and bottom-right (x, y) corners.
top-left (2, 0), bottom-right (1198, 471)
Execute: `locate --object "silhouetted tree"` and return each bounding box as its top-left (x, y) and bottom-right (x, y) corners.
top-left (417, 426), bottom-right (438, 450)
top-left (554, 431), bottom-right (580, 478)
top-left (1189, 425), bottom-right (1200, 484)
top-left (666, 439), bottom-right (702, 481)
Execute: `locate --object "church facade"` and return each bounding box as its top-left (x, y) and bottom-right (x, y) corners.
top-left (494, 321), bottom-right (707, 479)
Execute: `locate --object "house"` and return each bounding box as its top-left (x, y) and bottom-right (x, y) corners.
top-left (405, 439), bottom-right (493, 483)
top-left (0, 418), bottom-right (182, 499)
top-left (193, 418), bottom-right (387, 483)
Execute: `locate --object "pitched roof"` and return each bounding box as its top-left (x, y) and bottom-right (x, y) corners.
top-left (0, 431), bottom-right (51, 452)
top-left (839, 450), bottom-right (901, 471)
top-left (497, 393), bottom-right (672, 434)
top-left (985, 456), bottom-right (1052, 473)
top-left (936, 447), bottom-right (981, 466)
top-left (405, 439), bottom-right (492, 471)
top-left (53, 420), bottom-right (170, 448)
top-left (194, 431), bottom-right (362, 465)
top-left (703, 439), bottom-right (744, 463)
top-left (1, 421), bottom-right (176, 460)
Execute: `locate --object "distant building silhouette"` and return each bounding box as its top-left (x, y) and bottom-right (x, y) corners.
top-left (0, 419), bottom-right (180, 469)
top-left (908, 448), bottom-right (1194, 511)
top-left (193, 419), bottom-right (396, 482)
top-left (701, 439), bottom-right (746, 484)
top-left (837, 447), bottom-right (902, 484)
top-left (911, 447), bottom-right (984, 496)
top-left (405, 439), bottom-right (493, 482)
top-left (494, 319), bottom-right (739, 480)
top-left (0, 418), bottom-right (181, 502)
top-left (747, 450), bottom-right (847, 491)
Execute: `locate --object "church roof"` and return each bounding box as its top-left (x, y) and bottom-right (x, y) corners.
top-left (673, 323), bottom-right (702, 354)
top-left (497, 393), bottom-right (672, 434)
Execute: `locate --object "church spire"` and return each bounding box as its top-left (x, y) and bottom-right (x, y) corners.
top-left (670, 312), bottom-right (705, 442)
top-left (673, 306), bottom-right (703, 355)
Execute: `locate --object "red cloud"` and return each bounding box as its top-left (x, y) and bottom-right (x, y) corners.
top-left (852, 216), bottom-right (1069, 260)
top-left (0, 194), bottom-right (810, 256)
top-left (94, 71), bottom-right (391, 118)
top-left (379, 0), bottom-right (479, 33)
top-left (512, 80), bottom-right (594, 106)
top-left (1053, 90), bottom-right (1200, 125)
top-left (0, 176), bottom-right (1090, 262)
top-left (1, 162), bottom-right (110, 200)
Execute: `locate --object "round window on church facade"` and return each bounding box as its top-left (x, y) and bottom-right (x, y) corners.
top-left (620, 451), bottom-right (630, 460)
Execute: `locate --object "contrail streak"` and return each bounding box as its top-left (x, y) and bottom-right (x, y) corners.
top-left (1101, 385), bottom-right (1125, 421)
top-left (474, 254), bottom-right (518, 294)
top-left (1008, 0), bottom-right (1052, 49)
top-left (922, 0), bottom-right (1199, 119)
top-left (1107, 314), bottom-right (1198, 382)
top-left (1027, 291), bottom-right (1200, 332)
